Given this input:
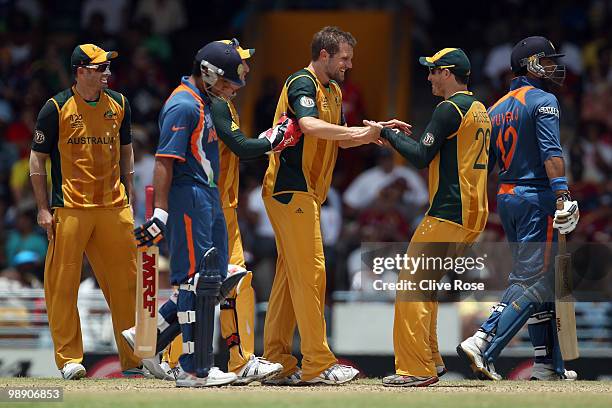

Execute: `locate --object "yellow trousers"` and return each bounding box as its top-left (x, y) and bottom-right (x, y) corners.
top-left (163, 207), bottom-right (255, 372)
top-left (263, 193), bottom-right (337, 381)
top-left (44, 207), bottom-right (140, 370)
top-left (394, 216), bottom-right (480, 377)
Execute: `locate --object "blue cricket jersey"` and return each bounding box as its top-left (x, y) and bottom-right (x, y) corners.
top-left (156, 77), bottom-right (219, 187)
top-left (488, 76), bottom-right (563, 188)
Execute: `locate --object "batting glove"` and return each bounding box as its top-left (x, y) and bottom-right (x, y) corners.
top-left (553, 193), bottom-right (579, 235)
top-left (134, 208), bottom-right (168, 248)
top-left (258, 113), bottom-right (302, 153)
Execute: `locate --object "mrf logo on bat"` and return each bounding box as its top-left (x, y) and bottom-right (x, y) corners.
top-left (141, 251), bottom-right (157, 317)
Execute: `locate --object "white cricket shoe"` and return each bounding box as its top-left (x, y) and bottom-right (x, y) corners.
top-left (121, 326), bottom-right (170, 380)
top-left (175, 367), bottom-right (237, 387)
top-left (531, 363), bottom-right (578, 381)
top-left (142, 357), bottom-right (176, 380)
top-left (159, 361), bottom-right (187, 381)
top-left (262, 369), bottom-right (302, 386)
top-left (61, 362), bottom-right (86, 380)
top-left (456, 337), bottom-right (502, 381)
top-left (233, 356), bottom-right (284, 385)
top-left (121, 327), bottom-right (138, 350)
top-left (304, 364), bottom-right (359, 385)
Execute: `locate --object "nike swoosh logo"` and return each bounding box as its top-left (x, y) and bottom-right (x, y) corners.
top-left (171, 125), bottom-right (186, 132)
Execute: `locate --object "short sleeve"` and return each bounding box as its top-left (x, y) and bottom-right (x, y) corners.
top-left (31, 100), bottom-right (59, 154)
top-left (156, 97), bottom-right (198, 161)
top-left (287, 75), bottom-right (319, 120)
top-left (533, 93), bottom-right (562, 162)
top-left (120, 96), bottom-right (132, 145)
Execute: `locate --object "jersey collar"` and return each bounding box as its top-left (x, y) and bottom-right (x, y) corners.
top-left (181, 76), bottom-right (209, 102)
top-left (510, 76), bottom-right (543, 91)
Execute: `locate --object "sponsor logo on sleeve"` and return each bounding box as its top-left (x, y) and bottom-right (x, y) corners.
top-left (230, 121), bottom-right (239, 131)
top-left (299, 96), bottom-right (315, 108)
top-left (34, 130), bottom-right (45, 144)
top-left (422, 132), bottom-right (435, 146)
top-left (538, 106), bottom-right (559, 118)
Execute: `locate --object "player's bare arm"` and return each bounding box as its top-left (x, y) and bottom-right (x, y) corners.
top-left (152, 157), bottom-right (174, 212)
top-left (299, 116), bottom-right (380, 143)
top-left (29, 150), bottom-right (53, 240)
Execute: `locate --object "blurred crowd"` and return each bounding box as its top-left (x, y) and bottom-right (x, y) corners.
top-left (0, 0), bottom-right (610, 307)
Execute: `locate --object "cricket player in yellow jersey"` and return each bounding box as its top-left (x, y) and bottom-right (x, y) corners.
top-left (367, 48), bottom-right (491, 387)
top-left (262, 26), bottom-right (381, 385)
top-left (29, 44), bottom-right (141, 379)
top-left (157, 39), bottom-right (296, 383)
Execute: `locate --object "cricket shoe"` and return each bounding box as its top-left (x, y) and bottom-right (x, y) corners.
top-left (530, 363), bottom-right (578, 381)
top-left (304, 364), bottom-right (359, 385)
top-left (436, 365), bottom-right (448, 377)
top-left (175, 367), bottom-right (237, 387)
top-left (233, 356), bottom-right (284, 385)
top-left (160, 361), bottom-right (186, 381)
top-left (262, 369), bottom-right (302, 386)
top-left (142, 357), bottom-right (177, 380)
top-left (123, 366), bottom-right (154, 378)
top-left (382, 374), bottom-right (439, 387)
top-left (456, 336), bottom-right (502, 380)
top-left (61, 362), bottom-right (86, 380)
top-left (121, 327), bottom-right (168, 379)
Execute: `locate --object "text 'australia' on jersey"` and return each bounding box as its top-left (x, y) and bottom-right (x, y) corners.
top-left (488, 76), bottom-right (563, 188)
top-left (32, 86), bottom-right (131, 209)
top-left (156, 77), bottom-right (219, 187)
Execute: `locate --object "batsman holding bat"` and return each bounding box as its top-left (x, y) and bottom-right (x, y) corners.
top-left (457, 36), bottom-right (580, 381)
top-left (29, 44), bottom-right (141, 379)
top-left (148, 39), bottom-right (297, 383)
top-left (126, 40), bottom-right (298, 387)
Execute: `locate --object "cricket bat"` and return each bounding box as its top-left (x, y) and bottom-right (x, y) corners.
top-left (554, 202), bottom-right (579, 361)
top-left (134, 185), bottom-right (159, 359)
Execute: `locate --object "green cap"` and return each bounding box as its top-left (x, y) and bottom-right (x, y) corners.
top-left (419, 48), bottom-right (471, 76)
top-left (71, 44), bottom-right (118, 67)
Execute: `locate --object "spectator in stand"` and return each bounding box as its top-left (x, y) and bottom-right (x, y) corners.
top-left (135, 0), bottom-right (187, 35)
top-left (343, 148), bottom-right (428, 218)
top-left (5, 207), bottom-right (47, 267)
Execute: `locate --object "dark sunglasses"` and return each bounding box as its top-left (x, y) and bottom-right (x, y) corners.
top-left (83, 62), bottom-right (110, 73)
top-left (428, 65), bottom-right (454, 74)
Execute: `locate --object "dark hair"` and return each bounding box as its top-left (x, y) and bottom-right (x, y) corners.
top-left (311, 26), bottom-right (356, 61)
top-left (191, 60), bottom-right (201, 78)
top-left (453, 72), bottom-right (470, 85)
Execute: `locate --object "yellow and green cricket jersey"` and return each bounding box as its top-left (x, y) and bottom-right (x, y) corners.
top-left (32, 86), bottom-right (132, 209)
top-left (382, 91), bottom-right (491, 232)
top-left (262, 68), bottom-right (344, 204)
top-left (210, 98), bottom-right (275, 209)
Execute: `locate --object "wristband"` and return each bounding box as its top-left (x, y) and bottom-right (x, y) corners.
top-left (550, 176), bottom-right (568, 192)
top-left (152, 208), bottom-right (169, 224)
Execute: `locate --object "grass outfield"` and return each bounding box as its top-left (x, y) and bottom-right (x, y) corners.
top-left (1, 378), bottom-right (610, 408)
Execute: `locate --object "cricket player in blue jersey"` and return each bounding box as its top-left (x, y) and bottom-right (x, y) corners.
top-left (456, 36), bottom-right (580, 381)
top-left (125, 40), bottom-right (297, 386)
top-left (130, 41), bottom-right (248, 387)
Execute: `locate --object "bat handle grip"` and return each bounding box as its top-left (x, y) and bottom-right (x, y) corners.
top-left (145, 185), bottom-right (154, 220)
top-left (555, 199), bottom-right (566, 248)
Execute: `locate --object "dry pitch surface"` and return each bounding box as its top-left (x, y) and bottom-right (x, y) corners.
top-left (1, 377), bottom-right (610, 408)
